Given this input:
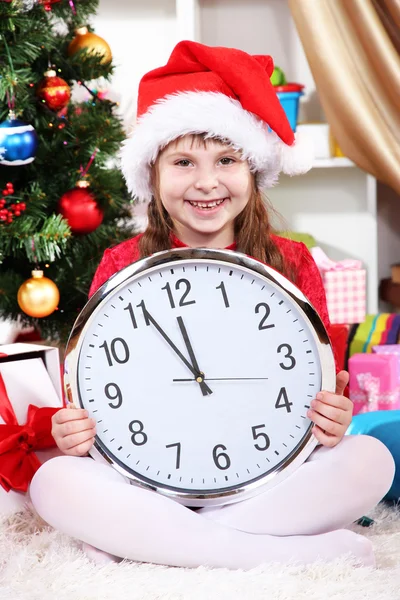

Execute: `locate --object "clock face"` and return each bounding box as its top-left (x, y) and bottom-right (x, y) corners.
top-left (65, 249), bottom-right (335, 506)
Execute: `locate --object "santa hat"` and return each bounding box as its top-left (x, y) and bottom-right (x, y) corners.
top-left (120, 41), bottom-right (313, 201)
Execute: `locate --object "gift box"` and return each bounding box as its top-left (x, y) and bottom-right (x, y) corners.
top-left (0, 343), bottom-right (63, 500)
top-left (311, 247), bottom-right (366, 325)
top-left (372, 345), bottom-right (400, 382)
top-left (297, 123), bottom-right (331, 159)
top-left (349, 353), bottom-right (400, 414)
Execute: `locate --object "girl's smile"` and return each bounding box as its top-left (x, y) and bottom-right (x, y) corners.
top-left (156, 136), bottom-right (252, 248)
top-left (185, 197), bottom-right (227, 213)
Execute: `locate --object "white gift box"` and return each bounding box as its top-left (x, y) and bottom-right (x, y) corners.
top-left (0, 343), bottom-right (63, 514)
top-left (296, 123), bottom-right (331, 159)
top-left (0, 343), bottom-right (63, 404)
top-left (0, 344), bottom-right (63, 425)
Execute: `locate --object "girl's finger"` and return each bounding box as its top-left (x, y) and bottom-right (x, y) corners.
top-left (53, 408), bottom-right (89, 424)
top-left (309, 400), bottom-right (349, 425)
top-left (312, 424), bottom-right (339, 448)
top-left (307, 410), bottom-right (343, 437)
top-left (57, 417), bottom-right (96, 438)
top-left (315, 391), bottom-right (351, 410)
top-left (63, 428), bottom-right (96, 451)
top-left (335, 370), bottom-right (349, 396)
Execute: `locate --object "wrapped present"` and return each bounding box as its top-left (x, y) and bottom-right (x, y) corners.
top-left (347, 314), bottom-right (400, 358)
top-left (372, 345), bottom-right (400, 382)
top-left (349, 353), bottom-right (400, 414)
top-left (0, 343), bottom-right (63, 494)
top-left (311, 247), bottom-right (366, 325)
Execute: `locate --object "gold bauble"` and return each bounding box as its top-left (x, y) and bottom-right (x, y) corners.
top-left (68, 26), bottom-right (112, 64)
top-left (17, 270), bottom-right (60, 318)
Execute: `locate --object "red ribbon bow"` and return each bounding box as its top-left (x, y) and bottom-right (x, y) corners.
top-left (0, 372), bottom-right (60, 492)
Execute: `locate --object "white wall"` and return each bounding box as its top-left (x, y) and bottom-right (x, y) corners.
top-left (93, 0), bottom-right (324, 129)
top-left (93, 0), bottom-right (179, 130)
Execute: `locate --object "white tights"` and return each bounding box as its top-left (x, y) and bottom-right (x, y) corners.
top-left (29, 435), bottom-right (395, 569)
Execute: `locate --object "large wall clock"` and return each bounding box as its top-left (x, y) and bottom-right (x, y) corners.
top-left (64, 248), bottom-right (335, 507)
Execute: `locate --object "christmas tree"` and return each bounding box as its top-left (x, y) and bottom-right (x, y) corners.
top-left (0, 0), bottom-right (134, 342)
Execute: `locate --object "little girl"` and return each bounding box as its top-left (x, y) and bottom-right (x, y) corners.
top-left (30, 41), bottom-right (394, 569)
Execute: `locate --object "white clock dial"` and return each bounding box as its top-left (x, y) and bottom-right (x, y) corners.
top-left (65, 249), bottom-right (335, 507)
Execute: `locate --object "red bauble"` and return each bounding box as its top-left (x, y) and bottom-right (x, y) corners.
top-left (37, 70), bottom-right (71, 111)
top-left (40, 0), bottom-right (61, 10)
top-left (58, 182), bottom-right (104, 234)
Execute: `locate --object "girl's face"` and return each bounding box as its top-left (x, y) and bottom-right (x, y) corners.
top-left (157, 136), bottom-right (252, 248)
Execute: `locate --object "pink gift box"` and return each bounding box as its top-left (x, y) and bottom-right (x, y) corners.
top-left (372, 345), bottom-right (400, 382)
top-left (322, 269), bottom-right (366, 325)
top-left (349, 353), bottom-right (400, 414)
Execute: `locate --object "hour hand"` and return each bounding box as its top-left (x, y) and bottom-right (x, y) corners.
top-left (142, 308), bottom-right (212, 396)
top-left (176, 316), bottom-right (212, 396)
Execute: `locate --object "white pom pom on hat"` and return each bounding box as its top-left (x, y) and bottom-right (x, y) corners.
top-left (120, 40), bottom-right (313, 202)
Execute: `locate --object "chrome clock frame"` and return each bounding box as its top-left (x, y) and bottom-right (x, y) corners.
top-left (64, 248), bottom-right (336, 507)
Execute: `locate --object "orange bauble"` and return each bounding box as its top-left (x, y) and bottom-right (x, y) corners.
top-left (18, 270), bottom-right (60, 318)
top-left (68, 26), bottom-right (112, 64)
top-left (58, 181), bottom-right (104, 234)
top-left (37, 69), bottom-right (71, 111)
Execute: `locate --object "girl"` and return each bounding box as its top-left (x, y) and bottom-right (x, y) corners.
top-left (30, 41), bottom-right (394, 569)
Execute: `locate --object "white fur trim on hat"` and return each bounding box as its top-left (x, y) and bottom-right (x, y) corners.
top-left (120, 91), bottom-right (313, 201)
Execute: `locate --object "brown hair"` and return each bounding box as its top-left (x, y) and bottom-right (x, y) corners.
top-left (138, 135), bottom-right (294, 281)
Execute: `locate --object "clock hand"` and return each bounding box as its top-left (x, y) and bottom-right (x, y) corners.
top-left (176, 316), bottom-right (212, 396)
top-left (173, 377), bottom-right (269, 382)
top-left (142, 308), bottom-right (212, 395)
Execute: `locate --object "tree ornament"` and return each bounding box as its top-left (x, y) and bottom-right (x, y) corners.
top-left (40, 0), bottom-right (61, 10)
top-left (0, 182), bottom-right (26, 224)
top-left (68, 26), bottom-right (112, 64)
top-left (0, 111), bottom-right (38, 166)
top-left (37, 69), bottom-right (71, 111)
top-left (58, 180), bottom-right (104, 234)
top-left (17, 270), bottom-right (60, 318)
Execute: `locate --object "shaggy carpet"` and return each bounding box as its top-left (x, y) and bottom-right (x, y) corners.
top-left (0, 504), bottom-right (399, 600)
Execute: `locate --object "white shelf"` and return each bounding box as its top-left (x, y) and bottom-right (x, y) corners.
top-left (312, 157), bottom-right (355, 168)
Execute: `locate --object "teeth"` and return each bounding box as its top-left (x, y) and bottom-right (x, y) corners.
top-left (189, 198), bottom-right (225, 209)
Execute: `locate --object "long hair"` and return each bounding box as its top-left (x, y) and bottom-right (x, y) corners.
top-left (138, 136), bottom-right (294, 281)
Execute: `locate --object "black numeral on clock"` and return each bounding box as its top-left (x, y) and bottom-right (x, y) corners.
top-left (213, 444), bottom-right (231, 470)
top-left (104, 382), bottom-right (123, 409)
top-left (166, 442), bottom-right (181, 469)
top-left (275, 387), bottom-right (293, 413)
top-left (277, 344), bottom-right (296, 370)
top-left (124, 301), bottom-right (150, 328)
top-left (255, 302), bottom-right (275, 330)
top-left (216, 281), bottom-right (230, 307)
top-left (251, 424), bottom-right (270, 450)
top-left (161, 279), bottom-right (196, 309)
top-left (100, 338), bottom-right (130, 366)
top-left (129, 420), bottom-right (148, 446)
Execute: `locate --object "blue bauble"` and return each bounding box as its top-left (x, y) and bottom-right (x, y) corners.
top-left (0, 116), bottom-right (38, 166)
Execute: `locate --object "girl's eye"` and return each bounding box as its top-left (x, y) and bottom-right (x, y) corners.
top-left (175, 159), bottom-right (192, 167)
top-left (219, 157), bottom-right (235, 165)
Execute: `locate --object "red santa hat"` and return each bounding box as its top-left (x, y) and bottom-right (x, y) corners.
top-left (120, 40), bottom-right (313, 201)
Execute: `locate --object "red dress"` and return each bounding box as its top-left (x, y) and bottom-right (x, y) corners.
top-left (89, 233), bottom-right (338, 367)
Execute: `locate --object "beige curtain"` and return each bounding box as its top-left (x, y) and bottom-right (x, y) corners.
top-left (289, 0), bottom-right (400, 195)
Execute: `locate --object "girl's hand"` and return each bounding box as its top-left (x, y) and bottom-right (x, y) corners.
top-left (51, 404), bottom-right (96, 456)
top-left (307, 370), bottom-right (352, 448)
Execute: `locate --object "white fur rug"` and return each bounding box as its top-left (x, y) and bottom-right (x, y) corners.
top-left (0, 504), bottom-right (399, 600)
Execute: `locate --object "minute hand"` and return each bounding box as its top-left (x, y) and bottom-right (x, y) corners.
top-left (176, 316), bottom-right (212, 396)
top-left (143, 309), bottom-right (212, 395)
